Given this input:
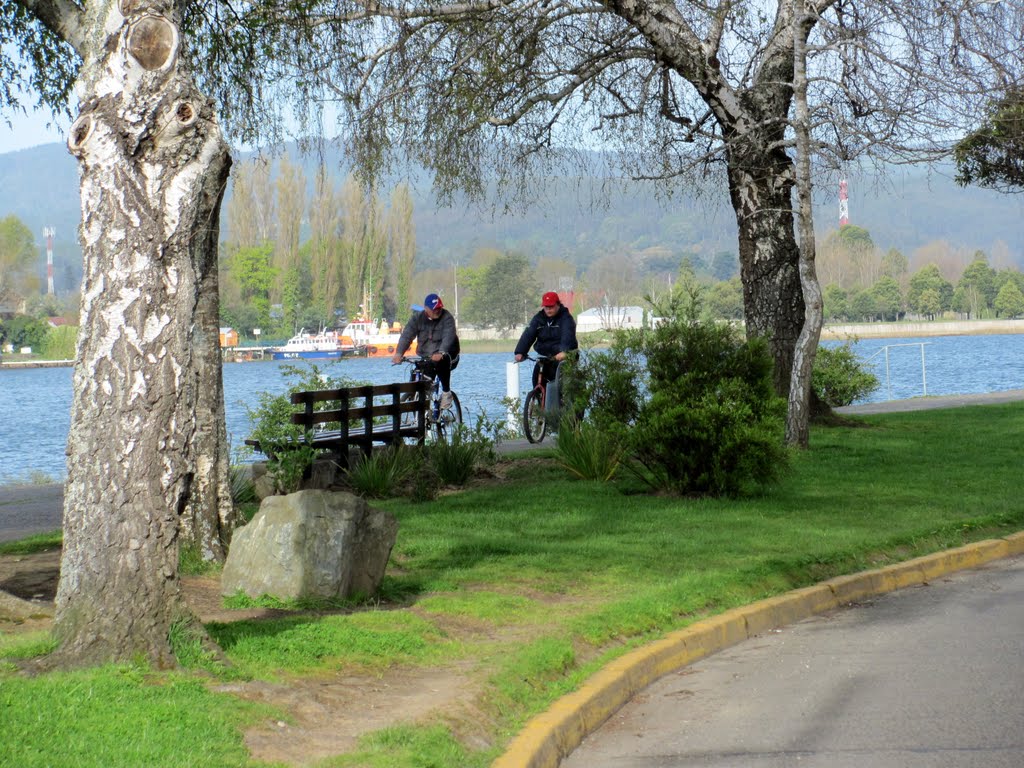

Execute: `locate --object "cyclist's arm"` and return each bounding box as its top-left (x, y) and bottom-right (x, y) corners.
top-left (513, 315), bottom-right (540, 359)
top-left (556, 312), bottom-right (578, 361)
top-left (393, 313), bottom-right (419, 362)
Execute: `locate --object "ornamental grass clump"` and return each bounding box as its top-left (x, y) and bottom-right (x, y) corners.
top-left (555, 418), bottom-right (626, 482)
top-left (427, 416), bottom-right (499, 486)
top-left (345, 444), bottom-right (420, 498)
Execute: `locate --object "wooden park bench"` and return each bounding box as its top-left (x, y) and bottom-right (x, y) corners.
top-left (245, 380), bottom-right (431, 468)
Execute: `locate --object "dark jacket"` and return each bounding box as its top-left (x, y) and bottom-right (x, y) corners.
top-left (397, 308), bottom-right (460, 358)
top-left (514, 305), bottom-right (578, 358)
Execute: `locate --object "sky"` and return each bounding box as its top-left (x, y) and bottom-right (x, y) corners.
top-left (0, 109), bottom-right (69, 154)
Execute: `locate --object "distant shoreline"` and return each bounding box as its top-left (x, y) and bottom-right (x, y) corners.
top-left (819, 319), bottom-right (1024, 340)
top-left (3, 319), bottom-right (1023, 369)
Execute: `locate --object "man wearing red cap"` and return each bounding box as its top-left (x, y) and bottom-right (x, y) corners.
top-left (514, 290), bottom-right (578, 391)
top-left (393, 293), bottom-right (461, 407)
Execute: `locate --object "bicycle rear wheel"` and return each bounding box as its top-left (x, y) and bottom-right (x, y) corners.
top-left (432, 392), bottom-right (463, 442)
top-left (523, 388), bottom-right (546, 443)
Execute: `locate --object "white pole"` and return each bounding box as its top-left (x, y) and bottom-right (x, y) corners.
top-left (921, 343), bottom-right (927, 396)
top-left (506, 362), bottom-right (520, 435)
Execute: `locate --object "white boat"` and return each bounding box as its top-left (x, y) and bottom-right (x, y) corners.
top-left (270, 328), bottom-right (360, 360)
top-left (339, 319), bottom-right (415, 358)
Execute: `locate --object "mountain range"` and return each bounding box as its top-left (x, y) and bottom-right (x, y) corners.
top-left (2, 141), bottom-right (1022, 294)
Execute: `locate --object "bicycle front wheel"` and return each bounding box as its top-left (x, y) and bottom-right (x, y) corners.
top-left (523, 388), bottom-right (546, 444)
top-left (432, 391), bottom-right (463, 443)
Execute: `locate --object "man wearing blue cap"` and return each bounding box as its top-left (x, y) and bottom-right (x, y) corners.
top-left (392, 293), bottom-right (461, 407)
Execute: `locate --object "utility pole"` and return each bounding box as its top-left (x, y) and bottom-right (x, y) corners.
top-left (453, 263), bottom-right (459, 323)
top-left (839, 180), bottom-right (849, 227)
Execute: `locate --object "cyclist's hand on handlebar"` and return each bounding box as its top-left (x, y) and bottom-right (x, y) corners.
top-left (554, 351), bottom-right (566, 362)
top-left (514, 354), bottom-right (524, 363)
top-left (390, 354), bottom-right (403, 365)
top-left (431, 352), bottom-right (443, 362)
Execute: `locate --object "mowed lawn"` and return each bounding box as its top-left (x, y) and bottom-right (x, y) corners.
top-left (2, 403), bottom-right (1022, 768)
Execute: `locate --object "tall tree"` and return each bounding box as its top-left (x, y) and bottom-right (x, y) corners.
top-left (337, 174), bottom-right (370, 319)
top-left (463, 252), bottom-right (539, 331)
top-left (3, 0), bottom-right (238, 664)
top-left (0, 214), bottom-right (39, 305)
top-left (225, 158), bottom-right (276, 248)
top-left (309, 164), bottom-right (343, 326)
top-left (275, 156), bottom-right (306, 331)
top-left (956, 85), bottom-right (1024, 193)
top-left (388, 182), bottom-right (416, 317)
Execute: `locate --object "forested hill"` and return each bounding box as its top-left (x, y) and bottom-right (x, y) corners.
top-left (2, 141), bottom-right (1022, 287)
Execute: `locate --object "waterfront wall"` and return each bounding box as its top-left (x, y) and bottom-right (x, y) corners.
top-left (820, 319), bottom-right (1024, 340)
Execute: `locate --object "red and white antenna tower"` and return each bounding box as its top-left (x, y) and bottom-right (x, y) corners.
top-left (43, 227), bottom-right (55, 294)
top-left (838, 180), bottom-right (849, 227)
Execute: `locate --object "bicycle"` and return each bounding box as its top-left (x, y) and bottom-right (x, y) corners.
top-left (395, 355), bottom-right (463, 442)
top-left (520, 354), bottom-right (564, 444)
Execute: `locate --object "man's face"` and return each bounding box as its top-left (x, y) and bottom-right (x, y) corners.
top-left (542, 303), bottom-right (558, 317)
top-left (424, 306), bottom-right (441, 320)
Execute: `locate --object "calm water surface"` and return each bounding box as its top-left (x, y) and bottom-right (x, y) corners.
top-left (2, 336), bottom-right (1022, 482)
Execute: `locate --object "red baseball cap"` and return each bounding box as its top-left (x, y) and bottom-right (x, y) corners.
top-left (541, 291), bottom-right (559, 307)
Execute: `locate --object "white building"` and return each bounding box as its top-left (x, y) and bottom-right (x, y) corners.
top-left (576, 306), bottom-right (652, 333)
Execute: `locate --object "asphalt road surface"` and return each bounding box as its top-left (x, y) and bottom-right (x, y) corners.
top-left (563, 556), bottom-right (1024, 768)
top-left (0, 483), bottom-right (63, 543)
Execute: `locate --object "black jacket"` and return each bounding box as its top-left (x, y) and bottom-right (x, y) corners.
top-left (397, 308), bottom-right (460, 358)
top-left (514, 305), bottom-right (578, 358)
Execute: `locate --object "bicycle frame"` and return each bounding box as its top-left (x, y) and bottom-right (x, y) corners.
top-left (521, 354), bottom-right (554, 443)
top-left (396, 355), bottom-right (463, 441)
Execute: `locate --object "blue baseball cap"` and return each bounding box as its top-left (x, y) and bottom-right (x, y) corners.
top-left (423, 293), bottom-right (443, 311)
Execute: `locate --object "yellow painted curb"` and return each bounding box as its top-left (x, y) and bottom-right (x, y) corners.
top-left (492, 536), bottom-right (1022, 768)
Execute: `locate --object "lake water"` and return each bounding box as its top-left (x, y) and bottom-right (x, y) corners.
top-left (2, 335), bottom-right (1022, 482)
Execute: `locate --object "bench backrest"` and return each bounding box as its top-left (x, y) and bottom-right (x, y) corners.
top-left (290, 380), bottom-right (430, 441)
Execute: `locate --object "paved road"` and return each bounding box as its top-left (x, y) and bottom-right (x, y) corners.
top-left (563, 556), bottom-right (1024, 768)
top-left (0, 483), bottom-right (63, 543)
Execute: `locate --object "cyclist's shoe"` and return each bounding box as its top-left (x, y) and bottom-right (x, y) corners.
top-left (440, 391), bottom-right (454, 409)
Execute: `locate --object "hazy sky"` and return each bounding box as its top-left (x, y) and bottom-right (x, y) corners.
top-left (0, 109), bottom-right (68, 154)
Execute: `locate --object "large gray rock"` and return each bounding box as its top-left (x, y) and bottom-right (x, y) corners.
top-left (221, 490), bottom-right (398, 600)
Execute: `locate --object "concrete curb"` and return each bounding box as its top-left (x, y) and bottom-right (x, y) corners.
top-left (492, 531), bottom-right (1024, 768)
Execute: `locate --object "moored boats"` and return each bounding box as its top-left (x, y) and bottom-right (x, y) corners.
top-left (340, 320), bottom-right (416, 358)
top-left (270, 328), bottom-right (361, 360)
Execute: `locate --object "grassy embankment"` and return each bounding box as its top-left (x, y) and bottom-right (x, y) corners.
top-left (2, 403), bottom-right (1023, 767)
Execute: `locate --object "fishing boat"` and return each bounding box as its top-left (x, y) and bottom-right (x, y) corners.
top-left (270, 328), bottom-right (361, 360)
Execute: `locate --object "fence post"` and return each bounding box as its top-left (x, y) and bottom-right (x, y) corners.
top-left (506, 362), bottom-right (520, 435)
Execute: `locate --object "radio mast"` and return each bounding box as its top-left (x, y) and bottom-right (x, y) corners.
top-left (43, 227), bottom-right (55, 294)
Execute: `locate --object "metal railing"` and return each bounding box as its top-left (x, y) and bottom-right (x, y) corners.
top-left (864, 342), bottom-right (931, 400)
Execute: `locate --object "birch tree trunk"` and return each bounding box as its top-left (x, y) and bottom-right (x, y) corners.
top-left (725, 142), bottom-right (805, 401)
top-left (53, 2), bottom-right (231, 666)
top-left (787, 0), bottom-right (824, 447)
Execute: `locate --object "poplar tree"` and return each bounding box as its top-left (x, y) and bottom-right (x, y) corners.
top-left (389, 183), bottom-right (416, 316)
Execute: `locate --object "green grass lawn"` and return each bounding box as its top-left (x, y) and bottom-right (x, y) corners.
top-left (2, 403), bottom-right (1022, 767)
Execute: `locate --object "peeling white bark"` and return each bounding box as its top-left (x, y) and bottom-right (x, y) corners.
top-left (53, 2), bottom-right (233, 666)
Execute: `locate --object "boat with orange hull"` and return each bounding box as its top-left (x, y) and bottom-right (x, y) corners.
top-left (340, 320), bottom-right (416, 358)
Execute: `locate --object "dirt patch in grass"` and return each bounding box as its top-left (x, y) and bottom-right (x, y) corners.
top-left (0, 549), bottom-right (498, 765)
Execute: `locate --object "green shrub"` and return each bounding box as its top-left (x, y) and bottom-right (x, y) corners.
top-left (577, 291), bottom-right (787, 496)
top-left (812, 342), bottom-right (880, 407)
